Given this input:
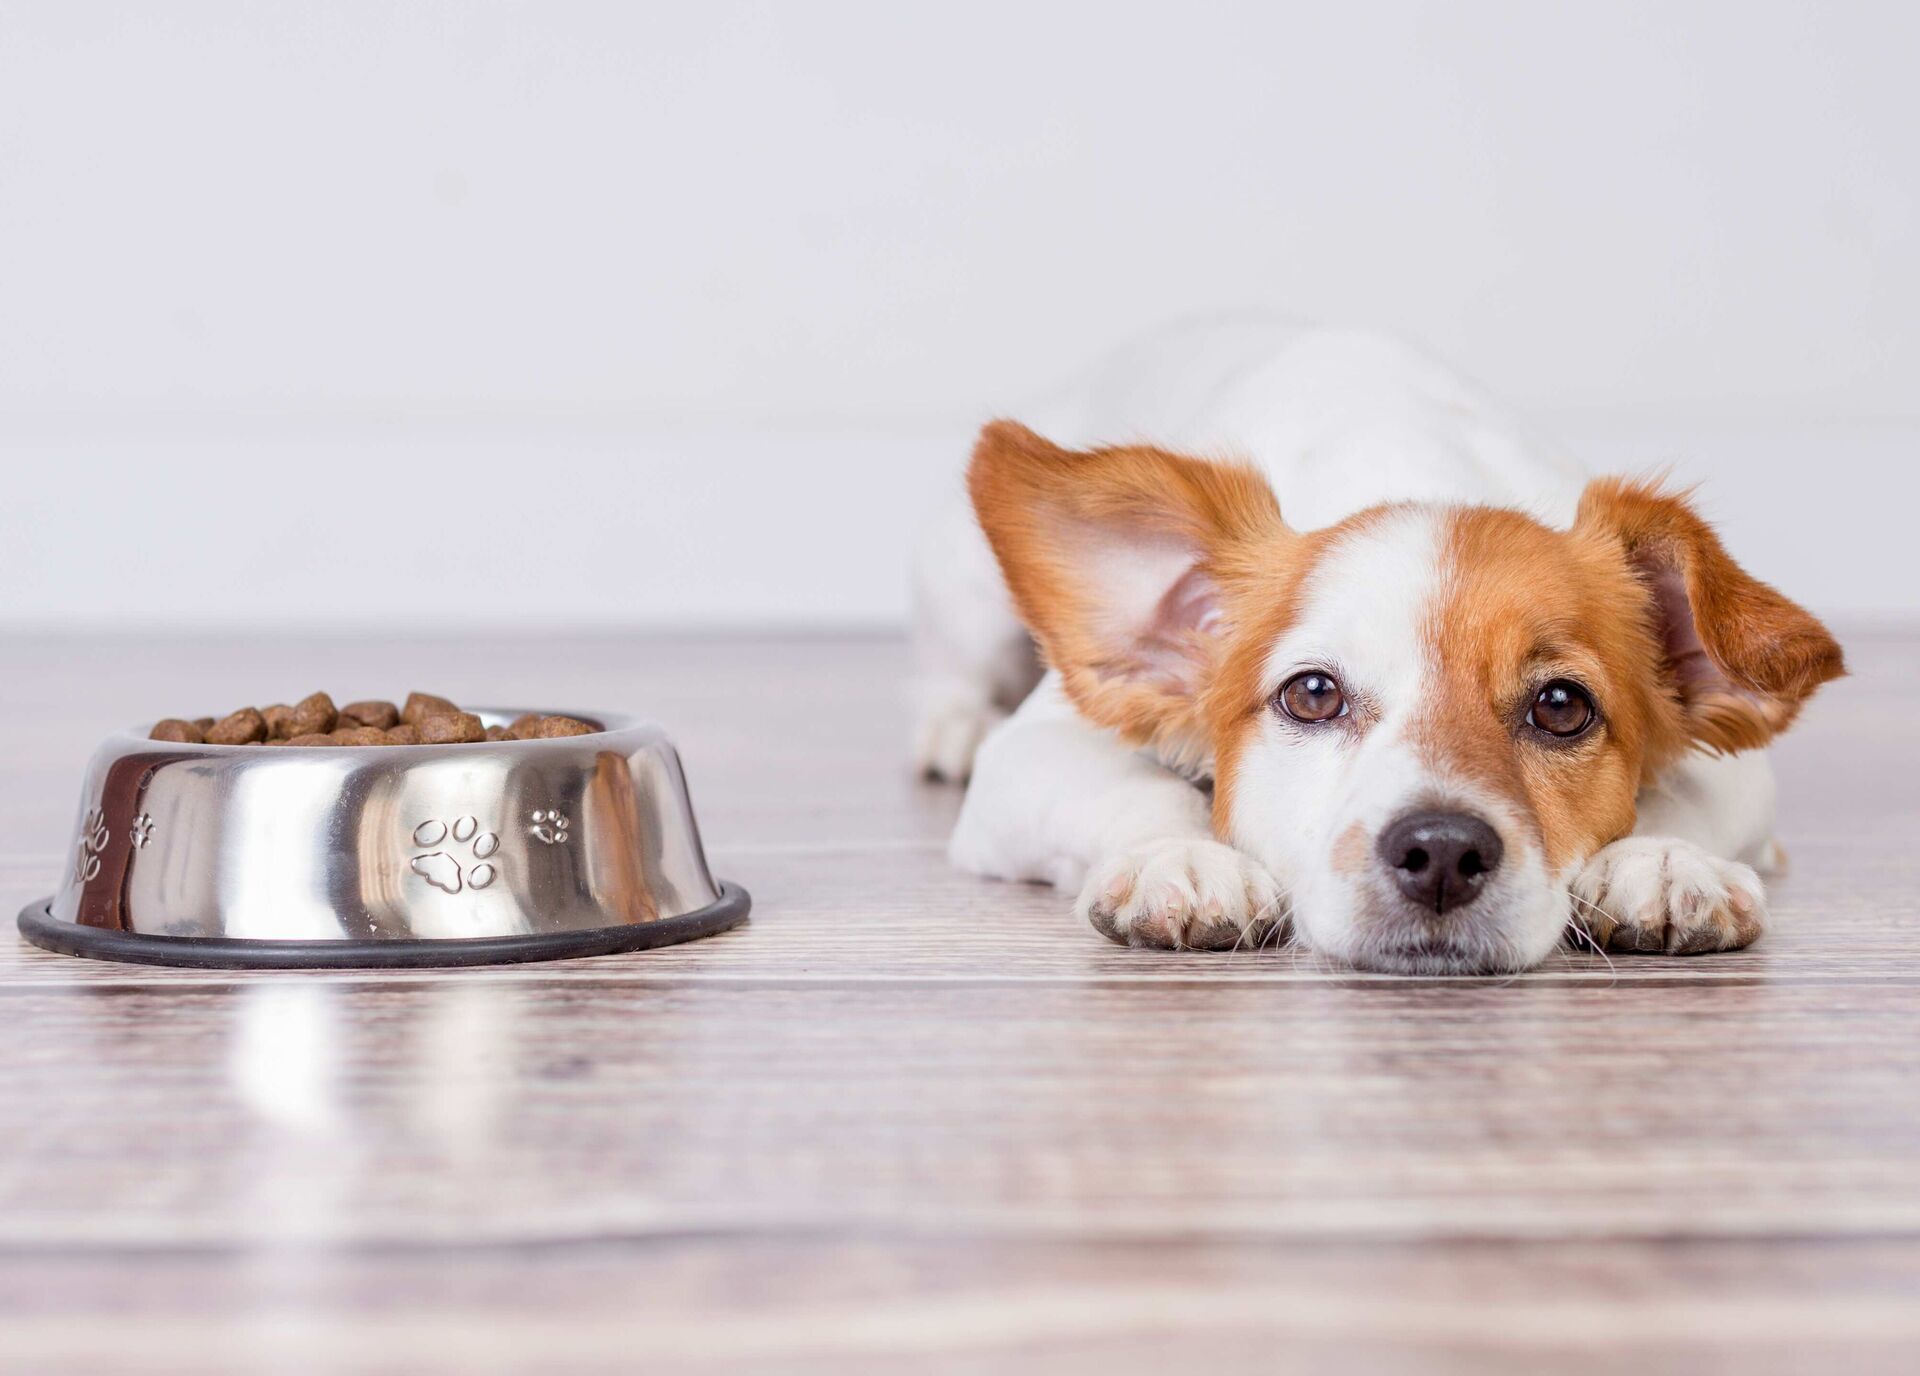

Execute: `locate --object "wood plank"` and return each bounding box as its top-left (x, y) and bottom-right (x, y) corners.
top-left (2, 976), bottom-right (1918, 1248)
top-left (2, 1239), bottom-right (1918, 1375)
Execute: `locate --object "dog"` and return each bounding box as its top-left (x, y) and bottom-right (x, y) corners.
top-left (911, 320), bottom-right (1843, 974)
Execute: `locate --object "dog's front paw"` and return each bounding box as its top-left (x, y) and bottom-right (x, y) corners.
top-left (1078, 839), bottom-right (1287, 950)
top-left (1570, 837), bottom-right (1765, 955)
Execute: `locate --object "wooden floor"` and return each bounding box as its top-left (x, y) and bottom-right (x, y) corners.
top-left (2, 631), bottom-right (1917, 1374)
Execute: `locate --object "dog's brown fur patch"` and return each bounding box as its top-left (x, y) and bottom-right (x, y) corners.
top-left (968, 419), bottom-right (1296, 771)
top-left (1417, 507), bottom-right (1659, 870)
top-left (1574, 478), bottom-right (1845, 754)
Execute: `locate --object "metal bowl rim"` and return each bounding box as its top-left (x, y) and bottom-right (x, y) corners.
top-left (114, 707), bottom-right (658, 754)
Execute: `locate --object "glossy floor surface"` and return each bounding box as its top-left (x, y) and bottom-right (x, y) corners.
top-left (1, 632), bottom-right (1916, 1374)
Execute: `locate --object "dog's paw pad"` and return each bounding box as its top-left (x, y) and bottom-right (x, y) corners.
top-left (1571, 837), bottom-right (1764, 955)
top-left (1078, 839), bottom-right (1288, 951)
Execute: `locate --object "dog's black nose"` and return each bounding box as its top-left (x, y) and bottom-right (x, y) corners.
top-left (1377, 810), bottom-right (1505, 915)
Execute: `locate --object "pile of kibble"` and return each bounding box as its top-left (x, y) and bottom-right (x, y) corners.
top-left (149, 692), bottom-right (596, 747)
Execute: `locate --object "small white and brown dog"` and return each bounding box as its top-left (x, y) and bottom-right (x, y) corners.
top-left (912, 320), bottom-right (1843, 974)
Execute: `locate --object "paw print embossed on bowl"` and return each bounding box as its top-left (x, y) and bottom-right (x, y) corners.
top-left (74, 808), bottom-right (109, 884)
top-left (410, 816), bottom-right (501, 894)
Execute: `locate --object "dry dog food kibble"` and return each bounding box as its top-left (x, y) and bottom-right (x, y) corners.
top-left (288, 692), bottom-right (337, 737)
top-left (510, 714), bottom-right (597, 739)
top-left (339, 699), bottom-right (400, 730)
top-left (401, 692), bottom-right (459, 726)
top-left (416, 711), bottom-right (486, 745)
top-left (206, 707), bottom-right (268, 745)
top-left (151, 693), bottom-right (597, 748)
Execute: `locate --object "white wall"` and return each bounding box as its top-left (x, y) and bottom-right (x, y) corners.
top-left (3, 1), bottom-right (1915, 628)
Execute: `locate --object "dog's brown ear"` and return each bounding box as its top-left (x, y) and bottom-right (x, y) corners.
top-left (1576, 477), bottom-right (1844, 753)
top-left (967, 420), bottom-right (1288, 762)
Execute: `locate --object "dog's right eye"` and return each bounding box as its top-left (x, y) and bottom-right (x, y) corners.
top-left (1277, 671), bottom-right (1347, 723)
top-left (1528, 680), bottom-right (1596, 738)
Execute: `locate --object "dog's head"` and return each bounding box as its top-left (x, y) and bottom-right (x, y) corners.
top-left (969, 421), bottom-right (1844, 973)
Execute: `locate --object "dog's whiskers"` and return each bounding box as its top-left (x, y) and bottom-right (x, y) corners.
top-left (1559, 888), bottom-right (1619, 981)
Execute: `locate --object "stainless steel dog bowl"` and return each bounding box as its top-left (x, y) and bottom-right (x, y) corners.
top-left (17, 709), bottom-right (749, 968)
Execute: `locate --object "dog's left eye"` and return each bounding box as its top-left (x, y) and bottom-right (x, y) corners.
top-left (1528, 680), bottom-right (1595, 738)
top-left (1277, 671), bottom-right (1347, 723)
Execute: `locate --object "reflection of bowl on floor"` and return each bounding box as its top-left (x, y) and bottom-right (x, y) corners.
top-left (18, 708), bottom-right (748, 968)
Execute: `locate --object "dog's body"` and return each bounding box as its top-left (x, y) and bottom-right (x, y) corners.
top-left (913, 321), bottom-right (1841, 973)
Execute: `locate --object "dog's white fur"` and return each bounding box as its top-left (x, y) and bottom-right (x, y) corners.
top-left (914, 320), bottom-right (1783, 970)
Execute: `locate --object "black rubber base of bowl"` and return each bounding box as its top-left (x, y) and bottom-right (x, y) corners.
top-left (16, 882), bottom-right (750, 970)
